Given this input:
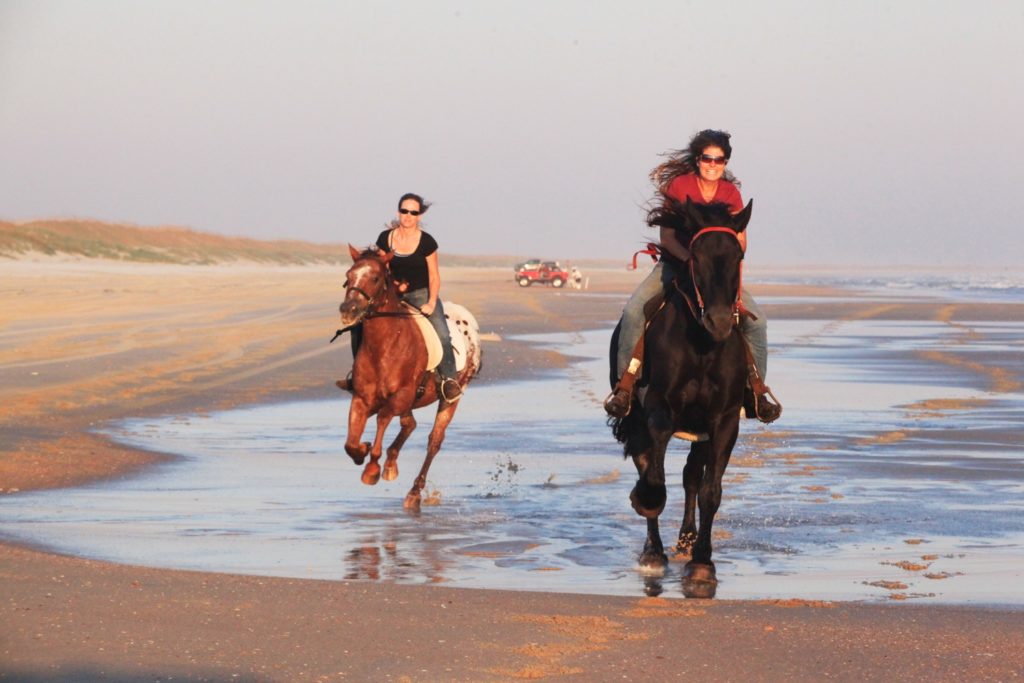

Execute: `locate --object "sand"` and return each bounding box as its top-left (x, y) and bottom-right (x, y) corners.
top-left (2, 259), bottom-right (1023, 681)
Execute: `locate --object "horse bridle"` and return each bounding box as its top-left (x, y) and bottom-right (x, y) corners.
top-left (343, 263), bottom-right (424, 322)
top-left (680, 226), bottom-right (744, 322)
top-left (346, 285), bottom-right (378, 309)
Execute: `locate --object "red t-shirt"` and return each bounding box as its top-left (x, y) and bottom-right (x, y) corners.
top-left (665, 174), bottom-right (743, 214)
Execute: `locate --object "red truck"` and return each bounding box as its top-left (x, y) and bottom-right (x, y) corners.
top-left (514, 259), bottom-right (569, 288)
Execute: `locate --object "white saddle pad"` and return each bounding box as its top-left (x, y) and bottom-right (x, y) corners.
top-left (404, 300), bottom-right (476, 373)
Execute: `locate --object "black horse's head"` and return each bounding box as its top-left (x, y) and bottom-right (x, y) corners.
top-left (339, 244), bottom-right (395, 327)
top-left (650, 198), bottom-right (753, 342)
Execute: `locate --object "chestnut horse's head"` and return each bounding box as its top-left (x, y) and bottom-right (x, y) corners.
top-left (650, 198), bottom-right (753, 342)
top-left (340, 244), bottom-right (395, 328)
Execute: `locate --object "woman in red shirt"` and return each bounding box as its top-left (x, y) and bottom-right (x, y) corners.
top-left (604, 129), bottom-right (780, 423)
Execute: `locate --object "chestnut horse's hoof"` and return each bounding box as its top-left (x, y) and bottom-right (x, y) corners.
top-left (382, 458), bottom-right (399, 481)
top-left (361, 462), bottom-right (381, 485)
top-left (345, 442), bottom-right (371, 466)
top-left (403, 492), bottom-right (422, 512)
top-left (682, 562), bottom-right (717, 599)
top-left (629, 481), bottom-right (666, 519)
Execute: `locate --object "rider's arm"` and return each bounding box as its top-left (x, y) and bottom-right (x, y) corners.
top-left (659, 226), bottom-right (691, 262)
top-left (422, 251), bottom-right (441, 315)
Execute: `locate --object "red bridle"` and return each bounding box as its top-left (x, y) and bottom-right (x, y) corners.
top-left (685, 227), bottom-right (744, 321)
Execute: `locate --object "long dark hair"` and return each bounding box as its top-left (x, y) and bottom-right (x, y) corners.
top-left (397, 192), bottom-right (431, 214)
top-left (649, 129), bottom-right (740, 196)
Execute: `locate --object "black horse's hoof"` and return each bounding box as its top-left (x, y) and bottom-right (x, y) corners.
top-left (682, 562), bottom-right (717, 599)
top-left (639, 550), bottom-right (668, 569)
top-left (629, 482), bottom-right (666, 519)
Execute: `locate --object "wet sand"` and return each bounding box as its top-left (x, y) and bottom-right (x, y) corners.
top-left (2, 259), bottom-right (1023, 681)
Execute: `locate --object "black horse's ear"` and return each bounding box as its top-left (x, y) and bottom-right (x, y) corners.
top-left (732, 199), bottom-right (753, 233)
top-left (683, 196), bottom-right (705, 228)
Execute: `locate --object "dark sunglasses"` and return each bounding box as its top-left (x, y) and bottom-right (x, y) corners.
top-left (398, 208), bottom-right (422, 216)
top-left (699, 154), bottom-right (728, 166)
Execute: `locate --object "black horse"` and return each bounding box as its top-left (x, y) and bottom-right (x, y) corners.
top-left (609, 198), bottom-right (753, 597)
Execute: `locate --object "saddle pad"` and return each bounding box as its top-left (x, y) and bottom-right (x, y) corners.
top-left (403, 301), bottom-right (474, 373)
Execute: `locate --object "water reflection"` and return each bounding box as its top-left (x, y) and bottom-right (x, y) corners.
top-left (0, 322), bottom-right (1023, 604)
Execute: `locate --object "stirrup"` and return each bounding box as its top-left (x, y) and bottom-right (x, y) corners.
top-left (440, 378), bottom-right (463, 404)
top-left (753, 386), bottom-right (782, 423)
top-left (335, 372), bottom-right (354, 393)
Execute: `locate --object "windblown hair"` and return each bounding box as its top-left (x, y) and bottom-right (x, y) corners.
top-left (397, 192), bottom-right (431, 214)
top-left (649, 129), bottom-right (740, 197)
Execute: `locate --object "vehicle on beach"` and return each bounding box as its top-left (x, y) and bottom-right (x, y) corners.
top-left (514, 260), bottom-right (569, 288)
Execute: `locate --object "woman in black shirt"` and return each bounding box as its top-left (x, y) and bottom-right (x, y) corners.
top-left (373, 193), bottom-right (461, 402)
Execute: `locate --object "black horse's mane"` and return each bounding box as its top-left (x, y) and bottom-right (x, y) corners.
top-left (647, 199), bottom-right (736, 242)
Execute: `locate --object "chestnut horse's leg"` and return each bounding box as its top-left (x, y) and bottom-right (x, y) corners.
top-left (403, 401), bottom-right (459, 511)
top-left (383, 411), bottom-right (417, 482)
top-left (677, 443), bottom-right (707, 554)
top-left (344, 397), bottom-right (373, 466)
top-left (362, 408), bottom-right (397, 485)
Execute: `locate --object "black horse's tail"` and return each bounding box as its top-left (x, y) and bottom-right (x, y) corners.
top-left (608, 408), bottom-right (650, 457)
top-left (607, 318), bottom-right (651, 456)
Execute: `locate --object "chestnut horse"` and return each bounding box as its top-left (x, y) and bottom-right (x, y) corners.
top-left (339, 245), bottom-right (482, 510)
top-left (609, 198), bottom-right (752, 597)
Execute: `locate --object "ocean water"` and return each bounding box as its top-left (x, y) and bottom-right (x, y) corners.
top-left (758, 266), bottom-right (1024, 303)
top-left (1, 283), bottom-right (1022, 605)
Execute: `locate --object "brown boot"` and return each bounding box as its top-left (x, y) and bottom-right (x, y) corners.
top-left (603, 387), bottom-right (632, 418)
top-left (335, 372), bottom-right (354, 393)
top-left (744, 385), bottom-right (781, 423)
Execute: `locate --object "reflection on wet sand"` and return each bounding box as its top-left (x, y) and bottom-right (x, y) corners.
top-left (1, 300), bottom-right (1023, 604)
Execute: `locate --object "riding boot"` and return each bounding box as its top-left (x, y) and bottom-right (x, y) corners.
top-left (604, 357), bottom-right (641, 418)
top-left (744, 365), bottom-right (782, 424)
top-left (335, 370), bottom-right (354, 393)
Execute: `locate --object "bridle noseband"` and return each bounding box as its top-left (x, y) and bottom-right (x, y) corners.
top-left (346, 285), bottom-right (377, 309)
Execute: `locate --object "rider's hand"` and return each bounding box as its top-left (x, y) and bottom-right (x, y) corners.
top-left (420, 302), bottom-right (435, 316)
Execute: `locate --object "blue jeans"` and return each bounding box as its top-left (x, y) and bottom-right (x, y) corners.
top-left (402, 288), bottom-right (458, 379)
top-left (616, 262), bottom-right (769, 380)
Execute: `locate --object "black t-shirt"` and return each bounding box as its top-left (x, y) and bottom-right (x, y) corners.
top-left (376, 229), bottom-right (439, 292)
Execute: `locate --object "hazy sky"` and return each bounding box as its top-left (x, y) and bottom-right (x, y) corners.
top-left (1, 1), bottom-right (1022, 266)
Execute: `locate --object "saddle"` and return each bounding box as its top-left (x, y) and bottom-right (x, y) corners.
top-left (402, 300), bottom-right (472, 374)
top-left (620, 278), bottom-right (780, 429)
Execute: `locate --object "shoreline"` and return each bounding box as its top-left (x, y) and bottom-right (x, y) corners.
top-left (3, 260), bottom-right (1023, 680)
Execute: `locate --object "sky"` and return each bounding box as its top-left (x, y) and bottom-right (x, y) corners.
top-left (1, 1), bottom-right (1022, 267)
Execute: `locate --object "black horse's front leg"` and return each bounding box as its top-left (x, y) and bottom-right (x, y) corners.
top-left (677, 443), bottom-right (707, 554)
top-left (640, 517), bottom-right (667, 568)
top-left (629, 401), bottom-right (672, 519)
top-left (690, 415), bottom-right (740, 568)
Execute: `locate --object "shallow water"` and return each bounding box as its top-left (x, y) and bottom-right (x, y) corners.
top-left (2, 303), bottom-right (1023, 605)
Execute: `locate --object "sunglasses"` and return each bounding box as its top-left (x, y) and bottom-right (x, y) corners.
top-left (398, 208), bottom-right (422, 216)
top-left (699, 154), bottom-right (728, 166)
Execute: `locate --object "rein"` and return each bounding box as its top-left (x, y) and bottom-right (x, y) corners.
top-left (331, 267), bottom-right (425, 343)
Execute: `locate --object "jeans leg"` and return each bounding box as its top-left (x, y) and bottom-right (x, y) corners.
top-left (404, 289), bottom-right (457, 379)
top-left (350, 323), bottom-right (362, 360)
top-left (616, 262), bottom-right (674, 376)
top-left (740, 287), bottom-right (768, 379)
